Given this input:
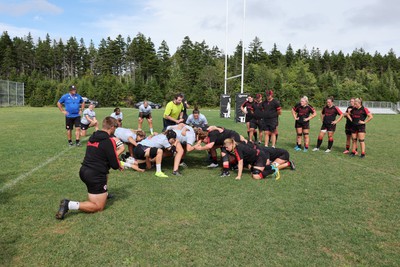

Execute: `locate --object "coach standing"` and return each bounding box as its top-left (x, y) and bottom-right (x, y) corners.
top-left (162, 93), bottom-right (184, 131)
top-left (57, 85), bottom-right (85, 146)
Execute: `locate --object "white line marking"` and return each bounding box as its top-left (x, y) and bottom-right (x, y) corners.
top-left (0, 138), bottom-right (89, 193)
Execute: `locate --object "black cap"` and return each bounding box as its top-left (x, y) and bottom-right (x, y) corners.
top-left (70, 85), bottom-right (77, 91)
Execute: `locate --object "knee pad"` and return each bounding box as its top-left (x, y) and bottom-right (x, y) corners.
top-left (359, 139), bottom-right (365, 143)
top-left (297, 133), bottom-right (303, 137)
top-left (303, 132), bottom-right (309, 136)
top-left (352, 138), bottom-right (358, 142)
top-left (222, 154), bottom-right (229, 162)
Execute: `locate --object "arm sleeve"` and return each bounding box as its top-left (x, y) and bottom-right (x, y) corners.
top-left (105, 138), bottom-right (122, 170)
top-left (164, 102), bottom-right (172, 117)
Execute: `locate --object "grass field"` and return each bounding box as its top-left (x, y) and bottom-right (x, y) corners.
top-left (1, 107), bottom-right (399, 266)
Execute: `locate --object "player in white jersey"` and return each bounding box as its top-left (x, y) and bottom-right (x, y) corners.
top-left (134, 130), bottom-right (177, 178)
top-left (110, 107), bottom-right (123, 127)
top-left (80, 103), bottom-right (99, 137)
top-left (185, 109), bottom-right (208, 130)
top-left (114, 127), bottom-right (146, 158)
top-left (138, 101), bottom-right (154, 134)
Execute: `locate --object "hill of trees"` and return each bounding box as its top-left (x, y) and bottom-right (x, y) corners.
top-left (1, 31), bottom-right (399, 108)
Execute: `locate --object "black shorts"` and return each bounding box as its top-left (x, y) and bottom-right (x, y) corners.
top-left (351, 124), bottom-right (366, 134)
top-left (321, 123), bottom-right (336, 132)
top-left (295, 121), bottom-right (310, 130)
top-left (79, 166), bottom-right (107, 194)
top-left (66, 116), bottom-right (81, 130)
top-left (139, 113), bottom-right (152, 119)
top-left (134, 144), bottom-right (158, 160)
top-left (253, 151), bottom-right (268, 167)
top-left (80, 123), bottom-right (90, 130)
top-left (245, 114), bottom-right (253, 123)
top-left (345, 124), bottom-right (354, 135)
top-left (263, 118), bottom-right (278, 132)
top-left (270, 149), bottom-right (290, 162)
top-left (249, 119), bottom-right (264, 130)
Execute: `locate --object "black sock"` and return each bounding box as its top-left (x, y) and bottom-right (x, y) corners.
top-left (254, 132), bottom-right (258, 141)
top-left (68, 140), bottom-right (72, 143)
top-left (328, 139), bottom-right (333, 149)
top-left (317, 139), bottom-right (322, 148)
top-left (76, 139), bottom-right (80, 143)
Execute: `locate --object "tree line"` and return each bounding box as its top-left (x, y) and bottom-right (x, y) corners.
top-left (0, 31), bottom-right (399, 108)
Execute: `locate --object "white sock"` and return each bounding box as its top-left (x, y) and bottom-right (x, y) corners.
top-left (150, 128), bottom-right (154, 134)
top-left (156, 164), bottom-right (161, 172)
top-left (68, 201), bottom-right (80, 210)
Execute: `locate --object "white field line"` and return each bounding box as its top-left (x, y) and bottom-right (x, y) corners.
top-left (1, 138), bottom-right (89, 193)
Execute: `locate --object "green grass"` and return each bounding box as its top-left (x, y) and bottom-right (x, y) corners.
top-left (1, 107), bottom-right (399, 266)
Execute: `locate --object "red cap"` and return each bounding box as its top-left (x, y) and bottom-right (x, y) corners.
top-left (256, 93), bottom-right (262, 99)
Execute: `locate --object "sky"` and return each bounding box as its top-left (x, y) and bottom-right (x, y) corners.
top-left (0, 0), bottom-right (399, 55)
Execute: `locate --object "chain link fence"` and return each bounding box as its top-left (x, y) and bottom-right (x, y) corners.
top-left (0, 80), bottom-right (25, 107)
top-left (337, 100), bottom-right (399, 114)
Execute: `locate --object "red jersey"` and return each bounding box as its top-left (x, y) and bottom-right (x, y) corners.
top-left (350, 106), bottom-right (370, 125)
top-left (322, 105), bottom-right (342, 124)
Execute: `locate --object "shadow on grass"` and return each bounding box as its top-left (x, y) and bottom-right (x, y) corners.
top-left (0, 190), bottom-right (16, 205)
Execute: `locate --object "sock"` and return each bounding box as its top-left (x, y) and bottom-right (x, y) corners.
top-left (150, 128), bottom-right (154, 135)
top-left (254, 132), bottom-right (258, 141)
top-left (76, 139), bottom-right (80, 143)
top-left (328, 138), bottom-right (333, 149)
top-left (156, 164), bottom-right (161, 172)
top-left (346, 145), bottom-right (350, 150)
top-left (305, 144), bottom-right (309, 149)
top-left (223, 167), bottom-right (229, 172)
top-left (212, 156), bottom-right (218, 164)
top-left (317, 138), bottom-right (323, 148)
top-left (68, 201), bottom-right (80, 210)
top-left (296, 143), bottom-right (301, 148)
top-left (68, 140), bottom-right (72, 143)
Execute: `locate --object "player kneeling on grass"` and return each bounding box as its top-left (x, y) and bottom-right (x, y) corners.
top-left (133, 130), bottom-right (177, 178)
top-left (56, 116), bottom-right (125, 220)
top-left (222, 138), bottom-right (279, 180)
top-left (80, 103), bottom-right (99, 137)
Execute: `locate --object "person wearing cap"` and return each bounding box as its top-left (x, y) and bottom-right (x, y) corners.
top-left (163, 93), bottom-right (184, 131)
top-left (57, 85), bottom-right (85, 146)
top-left (262, 89), bottom-right (281, 148)
top-left (80, 103), bottom-right (99, 137)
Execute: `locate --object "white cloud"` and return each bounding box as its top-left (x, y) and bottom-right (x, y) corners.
top-left (0, 0), bottom-right (63, 16)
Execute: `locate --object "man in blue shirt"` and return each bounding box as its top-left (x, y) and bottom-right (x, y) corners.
top-left (57, 85), bottom-right (85, 146)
